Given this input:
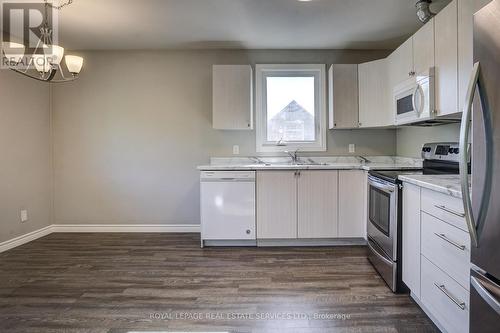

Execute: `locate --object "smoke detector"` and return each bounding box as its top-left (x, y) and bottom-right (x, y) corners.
top-left (416, 0), bottom-right (435, 23)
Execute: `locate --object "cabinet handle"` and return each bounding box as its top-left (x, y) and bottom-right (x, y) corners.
top-left (434, 233), bottom-right (466, 251)
top-left (434, 205), bottom-right (465, 218)
top-left (434, 283), bottom-right (466, 310)
top-left (246, 229), bottom-right (251, 234)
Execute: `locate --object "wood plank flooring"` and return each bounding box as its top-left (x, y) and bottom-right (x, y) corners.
top-left (0, 233), bottom-right (437, 333)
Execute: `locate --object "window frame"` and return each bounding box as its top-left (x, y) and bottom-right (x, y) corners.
top-left (255, 64), bottom-right (327, 153)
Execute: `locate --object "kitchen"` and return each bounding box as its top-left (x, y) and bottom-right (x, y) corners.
top-left (0, 0), bottom-right (499, 332)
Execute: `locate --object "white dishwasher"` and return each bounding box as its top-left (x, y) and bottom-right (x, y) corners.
top-left (200, 171), bottom-right (256, 244)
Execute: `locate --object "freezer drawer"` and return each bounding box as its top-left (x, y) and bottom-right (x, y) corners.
top-left (470, 269), bottom-right (500, 333)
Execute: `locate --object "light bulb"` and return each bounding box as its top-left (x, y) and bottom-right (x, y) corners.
top-left (33, 54), bottom-right (51, 73)
top-left (65, 55), bottom-right (83, 75)
top-left (44, 44), bottom-right (65, 65)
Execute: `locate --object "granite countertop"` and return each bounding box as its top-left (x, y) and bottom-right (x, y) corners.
top-left (399, 174), bottom-right (469, 199)
top-left (197, 156), bottom-right (423, 172)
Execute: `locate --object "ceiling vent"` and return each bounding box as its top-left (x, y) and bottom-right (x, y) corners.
top-left (416, 0), bottom-right (435, 23)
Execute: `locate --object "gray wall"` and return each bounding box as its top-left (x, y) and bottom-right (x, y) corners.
top-left (52, 49), bottom-right (396, 226)
top-left (396, 123), bottom-right (461, 157)
top-left (0, 70), bottom-right (51, 242)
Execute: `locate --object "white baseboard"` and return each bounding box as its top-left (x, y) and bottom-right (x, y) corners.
top-left (0, 224), bottom-right (200, 253)
top-left (0, 225), bottom-right (53, 253)
top-left (51, 224), bottom-right (200, 233)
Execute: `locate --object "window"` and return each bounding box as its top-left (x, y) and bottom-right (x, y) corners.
top-left (255, 64), bottom-right (326, 152)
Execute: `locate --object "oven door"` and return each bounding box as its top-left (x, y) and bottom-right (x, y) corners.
top-left (367, 175), bottom-right (398, 260)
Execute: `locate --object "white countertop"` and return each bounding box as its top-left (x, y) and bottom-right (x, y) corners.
top-left (197, 156), bottom-right (423, 172)
top-left (399, 174), bottom-right (468, 199)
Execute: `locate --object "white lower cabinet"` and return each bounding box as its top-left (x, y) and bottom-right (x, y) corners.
top-left (402, 183), bottom-right (422, 298)
top-left (421, 256), bottom-right (470, 333)
top-left (257, 170), bottom-right (365, 241)
top-left (298, 171), bottom-right (338, 238)
top-left (256, 171), bottom-right (297, 239)
top-left (421, 212), bottom-right (471, 290)
top-left (338, 170), bottom-right (365, 238)
top-left (402, 181), bottom-right (471, 333)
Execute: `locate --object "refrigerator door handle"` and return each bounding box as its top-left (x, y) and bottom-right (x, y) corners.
top-left (459, 62), bottom-right (494, 247)
top-left (471, 275), bottom-right (500, 316)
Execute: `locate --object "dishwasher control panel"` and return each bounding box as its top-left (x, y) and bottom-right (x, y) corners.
top-left (200, 171), bottom-right (256, 181)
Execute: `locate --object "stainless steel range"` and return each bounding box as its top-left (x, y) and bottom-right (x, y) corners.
top-left (367, 142), bottom-right (468, 293)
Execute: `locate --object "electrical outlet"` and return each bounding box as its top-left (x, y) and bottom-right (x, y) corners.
top-left (233, 145), bottom-right (240, 155)
top-left (349, 144), bottom-right (356, 153)
top-left (20, 209), bottom-right (28, 223)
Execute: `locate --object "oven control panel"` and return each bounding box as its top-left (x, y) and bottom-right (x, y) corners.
top-left (421, 142), bottom-right (469, 162)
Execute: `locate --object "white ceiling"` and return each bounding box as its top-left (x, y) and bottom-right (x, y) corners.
top-left (56, 0), bottom-right (451, 50)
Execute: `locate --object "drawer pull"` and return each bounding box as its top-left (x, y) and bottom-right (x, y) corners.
top-left (434, 233), bottom-right (466, 251)
top-left (434, 205), bottom-right (465, 218)
top-left (434, 283), bottom-right (466, 310)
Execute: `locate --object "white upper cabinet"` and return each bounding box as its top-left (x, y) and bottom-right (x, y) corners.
top-left (458, 0), bottom-right (475, 114)
top-left (413, 18), bottom-right (435, 75)
top-left (358, 58), bottom-right (392, 128)
top-left (212, 65), bottom-right (253, 130)
top-left (435, 0), bottom-right (459, 116)
top-left (328, 64), bottom-right (359, 129)
top-left (388, 38), bottom-right (413, 87)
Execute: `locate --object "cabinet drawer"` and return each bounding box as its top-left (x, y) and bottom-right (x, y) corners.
top-left (421, 256), bottom-right (469, 333)
top-left (422, 212), bottom-right (471, 290)
top-left (421, 188), bottom-right (467, 231)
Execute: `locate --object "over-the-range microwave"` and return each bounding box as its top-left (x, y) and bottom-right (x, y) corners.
top-left (394, 68), bottom-right (435, 126)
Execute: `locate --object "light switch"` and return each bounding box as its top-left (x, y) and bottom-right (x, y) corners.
top-left (233, 145), bottom-right (240, 155)
top-left (349, 144), bottom-right (356, 153)
top-left (20, 209), bottom-right (28, 223)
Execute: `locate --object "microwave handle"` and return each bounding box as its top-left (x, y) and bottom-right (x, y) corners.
top-left (412, 84), bottom-right (424, 116)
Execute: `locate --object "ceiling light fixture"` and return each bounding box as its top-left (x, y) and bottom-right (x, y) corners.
top-left (2, 0), bottom-right (83, 83)
top-left (415, 0), bottom-right (435, 23)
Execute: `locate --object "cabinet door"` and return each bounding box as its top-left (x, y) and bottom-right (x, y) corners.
top-left (388, 38), bottom-right (413, 86)
top-left (435, 0), bottom-right (459, 116)
top-left (297, 171), bottom-right (338, 238)
top-left (402, 183), bottom-right (422, 298)
top-left (358, 58), bottom-right (392, 128)
top-left (338, 170), bottom-right (365, 238)
top-left (413, 18), bottom-right (435, 75)
top-left (212, 65), bottom-right (253, 130)
top-left (257, 171), bottom-right (297, 239)
top-left (329, 64), bottom-right (359, 129)
top-left (458, 0), bottom-right (474, 115)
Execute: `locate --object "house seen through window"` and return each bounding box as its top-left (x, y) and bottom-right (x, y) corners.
top-left (256, 64), bottom-right (326, 152)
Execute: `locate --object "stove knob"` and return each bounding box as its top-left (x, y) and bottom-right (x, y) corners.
top-left (449, 148), bottom-right (455, 154)
top-left (454, 148), bottom-right (459, 154)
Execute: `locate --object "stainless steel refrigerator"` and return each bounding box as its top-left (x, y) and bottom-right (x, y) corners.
top-left (460, 1), bottom-right (500, 331)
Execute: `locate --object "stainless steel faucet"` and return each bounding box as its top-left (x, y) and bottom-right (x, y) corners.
top-left (356, 155), bottom-right (371, 164)
top-left (285, 149), bottom-right (300, 164)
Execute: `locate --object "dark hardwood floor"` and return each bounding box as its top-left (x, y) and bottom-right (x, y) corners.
top-left (0, 233), bottom-right (436, 333)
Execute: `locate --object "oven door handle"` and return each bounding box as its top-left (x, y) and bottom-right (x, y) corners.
top-left (368, 176), bottom-right (395, 193)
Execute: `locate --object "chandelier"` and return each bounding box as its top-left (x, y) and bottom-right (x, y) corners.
top-left (1, 0), bottom-right (83, 83)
